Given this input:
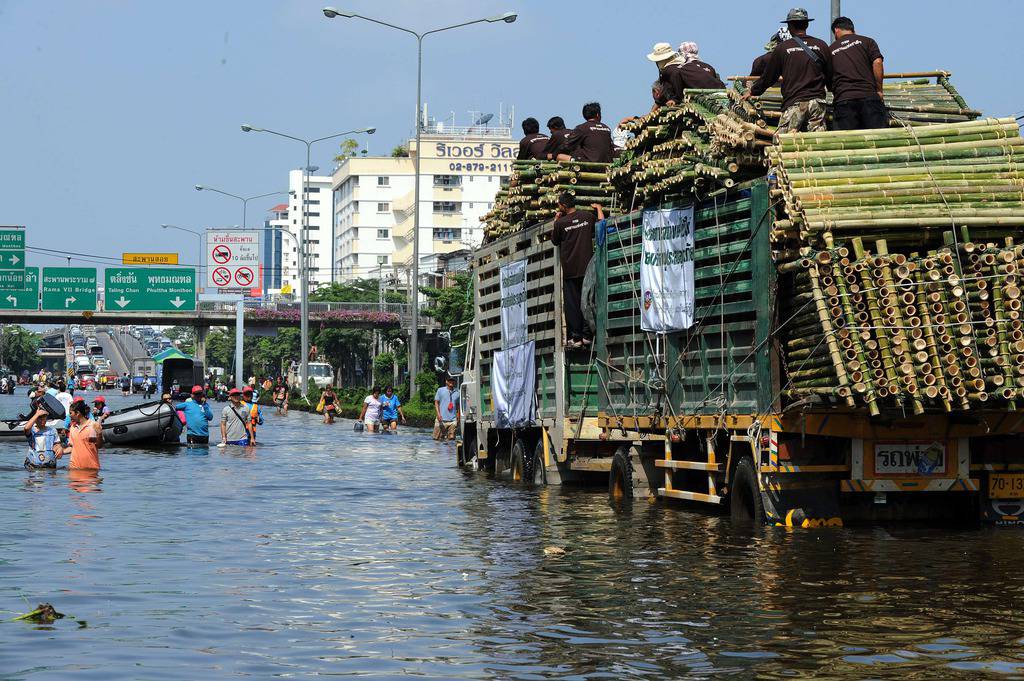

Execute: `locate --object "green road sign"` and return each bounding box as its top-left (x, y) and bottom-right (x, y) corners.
top-left (41, 267), bottom-right (97, 311)
top-left (0, 228), bottom-right (27, 290)
top-left (104, 267), bottom-right (196, 311)
top-left (0, 267), bottom-right (39, 310)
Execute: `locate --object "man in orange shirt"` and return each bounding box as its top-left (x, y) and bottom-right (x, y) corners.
top-left (59, 401), bottom-right (101, 470)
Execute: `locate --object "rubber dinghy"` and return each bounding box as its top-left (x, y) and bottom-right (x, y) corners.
top-left (0, 419), bottom-right (29, 439)
top-left (102, 401), bottom-right (182, 445)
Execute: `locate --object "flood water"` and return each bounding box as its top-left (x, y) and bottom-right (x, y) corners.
top-left (3, 392), bottom-right (1024, 678)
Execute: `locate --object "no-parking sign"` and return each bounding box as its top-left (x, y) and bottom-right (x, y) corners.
top-left (205, 229), bottom-right (263, 294)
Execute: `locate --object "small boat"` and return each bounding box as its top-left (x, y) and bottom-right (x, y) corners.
top-left (102, 401), bottom-right (182, 445)
top-left (0, 419), bottom-right (28, 439)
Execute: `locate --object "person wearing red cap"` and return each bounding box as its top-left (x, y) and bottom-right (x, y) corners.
top-left (220, 388), bottom-right (253, 446)
top-left (175, 386), bottom-right (214, 445)
top-left (241, 386), bottom-right (264, 444)
top-left (91, 396), bottom-right (111, 424)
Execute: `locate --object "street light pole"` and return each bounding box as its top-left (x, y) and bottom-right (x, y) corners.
top-left (322, 8), bottom-right (516, 397)
top-left (194, 186), bottom-right (291, 230)
top-left (240, 125), bottom-right (374, 398)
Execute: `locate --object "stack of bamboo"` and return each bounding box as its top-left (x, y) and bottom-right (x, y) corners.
top-left (768, 117), bottom-right (1024, 250)
top-left (782, 235), bottom-right (1024, 414)
top-left (482, 160), bottom-right (614, 239)
top-left (733, 73), bottom-right (980, 128)
top-left (610, 90), bottom-right (771, 207)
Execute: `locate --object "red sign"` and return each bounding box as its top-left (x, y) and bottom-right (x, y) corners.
top-left (211, 244), bottom-right (232, 264)
top-left (234, 267), bottom-right (254, 287)
top-left (211, 267), bottom-right (232, 286)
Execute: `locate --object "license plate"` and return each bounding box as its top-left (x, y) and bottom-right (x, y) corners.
top-left (989, 473), bottom-right (1024, 499)
top-left (873, 442), bottom-right (947, 475)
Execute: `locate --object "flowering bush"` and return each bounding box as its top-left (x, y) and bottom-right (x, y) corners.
top-left (245, 307), bottom-right (400, 325)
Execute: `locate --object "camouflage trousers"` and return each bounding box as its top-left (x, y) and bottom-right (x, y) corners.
top-left (777, 99), bottom-right (827, 134)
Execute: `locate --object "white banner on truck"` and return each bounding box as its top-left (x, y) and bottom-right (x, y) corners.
top-left (499, 259), bottom-right (528, 349)
top-left (492, 340), bottom-right (536, 428)
top-left (640, 206), bottom-right (695, 332)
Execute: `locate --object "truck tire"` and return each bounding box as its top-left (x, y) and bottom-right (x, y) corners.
top-left (458, 427), bottom-right (477, 468)
top-left (609, 447), bottom-right (635, 499)
top-left (525, 438), bottom-right (547, 485)
top-left (510, 439), bottom-right (527, 482)
top-left (730, 457), bottom-right (764, 523)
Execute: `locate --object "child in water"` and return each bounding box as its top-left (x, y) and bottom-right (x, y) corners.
top-left (23, 408), bottom-right (62, 469)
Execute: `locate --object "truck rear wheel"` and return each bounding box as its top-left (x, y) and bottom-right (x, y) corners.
top-left (458, 427), bottom-right (477, 468)
top-left (609, 447), bottom-right (635, 499)
top-left (524, 438), bottom-right (547, 485)
top-left (510, 439), bottom-right (527, 482)
top-left (730, 457), bottom-right (764, 523)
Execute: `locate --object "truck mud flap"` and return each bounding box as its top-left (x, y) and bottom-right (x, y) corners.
top-left (762, 484), bottom-right (843, 528)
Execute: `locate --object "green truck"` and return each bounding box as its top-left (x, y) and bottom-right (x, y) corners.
top-left (458, 180), bottom-right (1024, 526)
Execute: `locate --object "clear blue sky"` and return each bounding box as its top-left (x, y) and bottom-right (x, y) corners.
top-left (2, 0), bottom-right (1021, 271)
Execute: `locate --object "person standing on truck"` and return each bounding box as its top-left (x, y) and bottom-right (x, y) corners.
top-left (645, 42), bottom-right (679, 109)
top-left (744, 8), bottom-right (832, 134)
top-left (174, 386), bottom-right (214, 445)
top-left (517, 118), bottom-right (550, 161)
top-left (750, 28), bottom-right (790, 77)
top-left (828, 16), bottom-right (887, 130)
top-left (542, 117), bottom-right (568, 160)
top-left (661, 42), bottom-right (725, 98)
top-left (433, 376), bottom-right (460, 442)
top-left (557, 103), bottom-right (614, 163)
top-left (552, 193), bottom-right (605, 349)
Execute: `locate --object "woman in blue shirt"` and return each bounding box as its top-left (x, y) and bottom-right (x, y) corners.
top-left (379, 386), bottom-right (406, 431)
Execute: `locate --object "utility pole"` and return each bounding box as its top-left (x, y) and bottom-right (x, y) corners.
top-left (831, 0), bottom-right (841, 24)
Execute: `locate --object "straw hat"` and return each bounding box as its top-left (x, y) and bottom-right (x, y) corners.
top-left (646, 42), bottom-right (676, 63)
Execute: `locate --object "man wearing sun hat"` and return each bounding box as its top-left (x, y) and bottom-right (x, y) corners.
top-left (746, 8), bottom-right (832, 133)
top-left (174, 385), bottom-right (214, 445)
top-left (645, 42), bottom-right (678, 109)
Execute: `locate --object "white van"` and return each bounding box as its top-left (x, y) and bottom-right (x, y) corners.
top-left (288, 361), bottom-right (334, 389)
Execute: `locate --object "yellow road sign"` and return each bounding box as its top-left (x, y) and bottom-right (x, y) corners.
top-left (122, 253), bottom-right (179, 265)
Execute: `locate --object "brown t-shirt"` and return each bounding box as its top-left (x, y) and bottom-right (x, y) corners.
top-left (829, 33), bottom-right (883, 102)
top-left (552, 209), bottom-right (596, 278)
top-left (542, 128), bottom-right (568, 159)
top-left (750, 35), bottom-right (832, 110)
top-left (750, 53), bottom-right (770, 77)
top-left (663, 60), bottom-right (725, 96)
top-left (517, 132), bottom-right (550, 160)
top-left (562, 120), bottom-right (613, 163)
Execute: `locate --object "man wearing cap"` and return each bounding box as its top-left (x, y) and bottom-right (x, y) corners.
top-left (645, 42), bottom-right (678, 110)
top-left (242, 386), bottom-right (264, 444)
top-left (750, 28), bottom-right (790, 78)
top-left (745, 8), bottom-right (832, 134)
top-left (91, 396), bottom-right (112, 424)
top-left (829, 16), bottom-right (887, 130)
top-left (175, 385), bottom-right (214, 445)
top-left (661, 42), bottom-right (725, 97)
top-left (220, 388), bottom-right (253, 447)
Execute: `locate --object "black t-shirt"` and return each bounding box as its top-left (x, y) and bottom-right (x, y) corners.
top-left (517, 132), bottom-right (550, 160)
top-left (663, 60), bottom-right (725, 97)
top-left (552, 209), bottom-right (596, 278)
top-left (750, 53), bottom-right (770, 77)
top-left (562, 120), bottom-right (613, 163)
top-left (829, 33), bottom-right (883, 102)
top-left (542, 128), bottom-right (568, 159)
top-left (750, 35), bottom-right (832, 110)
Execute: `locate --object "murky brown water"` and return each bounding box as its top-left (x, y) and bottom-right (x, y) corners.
top-left (2, 393), bottom-right (1024, 678)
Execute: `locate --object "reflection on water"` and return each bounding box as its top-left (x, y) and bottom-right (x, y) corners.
top-left (2, 393), bottom-right (1024, 678)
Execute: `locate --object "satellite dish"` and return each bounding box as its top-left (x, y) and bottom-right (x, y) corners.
top-left (475, 113), bottom-right (494, 126)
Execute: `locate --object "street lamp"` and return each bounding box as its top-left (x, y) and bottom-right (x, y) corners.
top-left (161, 223), bottom-right (203, 275)
top-left (240, 124), bottom-right (375, 398)
top-left (322, 7), bottom-right (516, 396)
top-left (194, 185), bottom-right (292, 230)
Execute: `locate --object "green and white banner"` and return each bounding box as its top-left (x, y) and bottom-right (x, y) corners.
top-left (499, 258), bottom-right (528, 349)
top-left (640, 206), bottom-right (695, 332)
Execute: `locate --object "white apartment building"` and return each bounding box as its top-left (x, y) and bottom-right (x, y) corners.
top-left (279, 169), bottom-right (334, 294)
top-left (332, 124), bottom-right (516, 284)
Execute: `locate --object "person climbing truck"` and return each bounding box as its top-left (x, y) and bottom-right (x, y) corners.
top-left (552, 193), bottom-right (604, 349)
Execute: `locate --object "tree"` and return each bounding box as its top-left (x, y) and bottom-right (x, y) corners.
top-left (391, 144), bottom-right (409, 158)
top-left (334, 138), bottom-right (361, 162)
top-left (0, 325), bottom-right (39, 372)
top-left (420, 273), bottom-right (473, 343)
top-left (163, 326), bottom-right (195, 355)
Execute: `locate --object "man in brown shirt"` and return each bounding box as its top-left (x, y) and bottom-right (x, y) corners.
top-left (552, 192), bottom-right (604, 348)
top-left (829, 16), bottom-right (887, 130)
top-left (662, 42), bottom-right (724, 96)
top-left (542, 116), bottom-right (568, 160)
top-left (745, 8), bottom-right (832, 133)
top-left (517, 117), bottom-right (550, 160)
top-left (750, 28), bottom-right (789, 78)
top-left (557, 102), bottom-right (614, 164)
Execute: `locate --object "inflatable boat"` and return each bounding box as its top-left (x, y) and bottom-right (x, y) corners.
top-left (0, 420), bottom-right (28, 439)
top-left (102, 401), bottom-right (182, 445)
